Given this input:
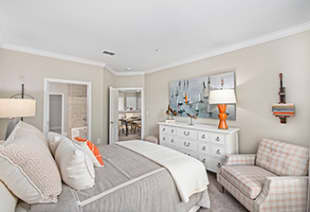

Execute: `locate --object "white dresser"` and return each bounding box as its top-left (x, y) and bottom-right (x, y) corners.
top-left (158, 122), bottom-right (239, 172)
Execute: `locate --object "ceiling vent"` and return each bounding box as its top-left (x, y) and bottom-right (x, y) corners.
top-left (102, 50), bottom-right (115, 56)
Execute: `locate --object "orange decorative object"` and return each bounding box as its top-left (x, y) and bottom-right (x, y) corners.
top-left (217, 104), bottom-right (228, 129)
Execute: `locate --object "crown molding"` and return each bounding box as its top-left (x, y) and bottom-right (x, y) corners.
top-left (113, 71), bottom-right (145, 76)
top-left (0, 43), bottom-right (106, 68)
top-left (104, 65), bottom-right (145, 76)
top-left (146, 21), bottom-right (310, 74)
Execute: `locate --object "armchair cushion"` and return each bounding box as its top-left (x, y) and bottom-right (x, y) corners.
top-left (223, 154), bottom-right (256, 166)
top-left (221, 165), bottom-right (276, 199)
top-left (256, 139), bottom-right (309, 176)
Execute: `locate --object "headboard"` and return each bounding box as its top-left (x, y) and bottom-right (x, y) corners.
top-left (0, 180), bottom-right (17, 212)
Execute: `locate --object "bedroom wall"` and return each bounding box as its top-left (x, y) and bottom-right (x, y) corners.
top-left (0, 48), bottom-right (106, 143)
top-left (144, 30), bottom-right (310, 153)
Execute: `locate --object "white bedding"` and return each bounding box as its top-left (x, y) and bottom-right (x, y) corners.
top-left (117, 140), bottom-right (210, 203)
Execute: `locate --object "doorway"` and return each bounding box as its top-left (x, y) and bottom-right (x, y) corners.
top-left (109, 87), bottom-right (144, 144)
top-left (43, 78), bottom-right (92, 140)
top-left (49, 93), bottom-right (64, 135)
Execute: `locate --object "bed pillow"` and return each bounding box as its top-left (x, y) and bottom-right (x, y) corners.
top-left (55, 137), bottom-right (95, 190)
top-left (0, 122), bottom-right (62, 204)
top-left (74, 137), bottom-right (104, 167)
top-left (47, 132), bottom-right (63, 156)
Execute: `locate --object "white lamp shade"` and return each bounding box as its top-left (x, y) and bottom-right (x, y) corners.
top-left (208, 89), bottom-right (236, 104)
top-left (0, 99), bottom-right (36, 118)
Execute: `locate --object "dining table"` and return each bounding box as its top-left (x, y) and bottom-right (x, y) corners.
top-left (119, 118), bottom-right (141, 136)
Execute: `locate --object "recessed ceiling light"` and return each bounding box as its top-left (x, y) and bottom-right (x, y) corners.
top-left (102, 50), bottom-right (115, 56)
top-left (126, 67), bottom-right (132, 71)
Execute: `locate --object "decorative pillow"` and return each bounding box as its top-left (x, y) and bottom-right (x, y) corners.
top-left (47, 132), bottom-right (63, 156)
top-left (0, 122), bottom-right (62, 204)
top-left (74, 137), bottom-right (104, 167)
top-left (55, 137), bottom-right (95, 190)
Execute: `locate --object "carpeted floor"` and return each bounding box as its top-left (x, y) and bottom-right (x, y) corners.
top-left (198, 172), bottom-right (248, 212)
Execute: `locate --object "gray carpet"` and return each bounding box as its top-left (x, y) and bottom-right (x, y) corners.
top-left (199, 172), bottom-right (248, 212)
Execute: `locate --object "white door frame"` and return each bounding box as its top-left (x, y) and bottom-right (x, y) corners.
top-left (43, 78), bottom-right (92, 140)
top-left (48, 92), bottom-right (65, 135)
top-left (109, 87), bottom-right (144, 144)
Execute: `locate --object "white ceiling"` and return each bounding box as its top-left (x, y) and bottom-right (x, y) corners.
top-left (1, 0), bottom-right (310, 74)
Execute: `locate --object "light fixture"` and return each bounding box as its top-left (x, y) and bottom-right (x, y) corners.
top-left (209, 89), bottom-right (236, 129)
top-left (0, 99), bottom-right (36, 118)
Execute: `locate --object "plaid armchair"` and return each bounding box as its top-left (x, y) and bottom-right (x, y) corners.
top-left (217, 138), bottom-right (309, 212)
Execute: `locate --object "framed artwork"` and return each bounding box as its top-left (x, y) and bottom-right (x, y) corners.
top-left (168, 71), bottom-right (236, 120)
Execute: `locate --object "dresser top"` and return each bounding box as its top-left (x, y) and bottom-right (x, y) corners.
top-left (158, 121), bottom-right (240, 134)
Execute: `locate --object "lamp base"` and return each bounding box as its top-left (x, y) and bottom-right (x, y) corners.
top-left (217, 104), bottom-right (228, 130)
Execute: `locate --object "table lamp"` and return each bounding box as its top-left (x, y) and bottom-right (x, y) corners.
top-left (209, 89), bottom-right (236, 129)
top-left (0, 98), bottom-right (36, 139)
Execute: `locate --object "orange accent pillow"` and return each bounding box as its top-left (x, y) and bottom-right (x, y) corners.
top-left (74, 137), bottom-right (104, 167)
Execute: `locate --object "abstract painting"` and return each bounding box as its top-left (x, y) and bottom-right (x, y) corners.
top-left (169, 71), bottom-right (236, 120)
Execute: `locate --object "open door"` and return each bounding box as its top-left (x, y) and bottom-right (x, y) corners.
top-left (109, 87), bottom-right (119, 144)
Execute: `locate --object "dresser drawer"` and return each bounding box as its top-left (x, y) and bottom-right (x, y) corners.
top-left (206, 156), bottom-right (222, 172)
top-left (199, 155), bottom-right (222, 172)
top-left (177, 128), bottom-right (198, 140)
top-left (167, 137), bottom-right (177, 146)
top-left (198, 131), bottom-right (209, 141)
top-left (198, 142), bottom-right (209, 155)
top-left (180, 139), bottom-right (198, 151)
top-left (209, 133), bottom-right (225, 145)
top-left (159, 134), bottom-right (169, 145)
top-left (160, 125), bottom-right (169, 134)
top-left (210, 145), bottom-right (225, 158)
top-left (160, 125), bottom-right (177, 135)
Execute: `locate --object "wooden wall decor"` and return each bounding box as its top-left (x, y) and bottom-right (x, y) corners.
top-left (272, 73), bottom-right (295, 124)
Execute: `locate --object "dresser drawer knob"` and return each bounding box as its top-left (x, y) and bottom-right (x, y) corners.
top-left (216, 149), bottom-right (221, 155)
top-left (217, 162), bottom-right (221, 168)
top-left (171, 129), bottom-right (174, 133)
top-left (183, 141), bottom-right (191, 147)
top-left (201, 134), bottom-right (206, 139)
top-left (163, 137), bottom-right (166, 141)
top-left (184, 131), bottom-right (190, 136)
top-left (162, 128), bottom-right (166, 132)
top-left (202, 146), bottom-right (206, 151)
top-left (216, 136), bottom-right (220, 142)
top-left (202, 158), bottom-right (206, 163)
top-left (170, 139), bottom-right (174, 143)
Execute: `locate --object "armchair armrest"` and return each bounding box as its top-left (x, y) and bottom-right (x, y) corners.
top-left (254, 176), bottom-right (308, 212)
top-left (222, 154), bottom-right (256, 166)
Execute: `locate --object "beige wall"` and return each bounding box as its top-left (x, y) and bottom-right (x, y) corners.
top-left (1, 30), bottom-right (309, 150)
top-left (115, 75), bottom-right (144, 88)
top-left (144, 30), bottom-right (310, 153)
top-left (0, 48), bottom-right (106, 143)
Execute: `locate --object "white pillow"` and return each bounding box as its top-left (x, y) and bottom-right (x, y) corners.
top-left (55, 138), bottom-right (95, 191)
top-left (47, 132), bottom-right (63, 156)
top-left (0, 122), bottom-right (62, 204)
top-left (73, 140), bottom-right (104, 168)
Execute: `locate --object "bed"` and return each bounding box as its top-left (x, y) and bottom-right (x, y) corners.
top-left (1, 141), bottom-right (210, 212)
